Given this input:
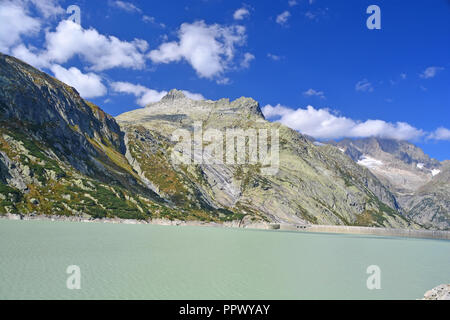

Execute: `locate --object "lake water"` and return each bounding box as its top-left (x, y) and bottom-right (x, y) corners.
top-left (0, 219), bottom-right (448, 300)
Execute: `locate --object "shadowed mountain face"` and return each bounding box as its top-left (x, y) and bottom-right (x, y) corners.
top-left (0, 53), bottom-right (444, 229)
top-left (331, 138), bottom-right (449, 229)
top-left (0, 53), bottom-right (171, 220)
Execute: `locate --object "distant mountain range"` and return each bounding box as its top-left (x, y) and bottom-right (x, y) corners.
top-left (330, 138), bottom-right (449, 229)
top-left (0, 53), bottom-right (448, 230)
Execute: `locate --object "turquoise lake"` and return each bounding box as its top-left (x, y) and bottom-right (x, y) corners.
top-left (0, 219), bottom-right (448, 300)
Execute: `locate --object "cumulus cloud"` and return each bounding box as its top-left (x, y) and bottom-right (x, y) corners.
top-left (420, 66), bottom-right (444, 79)
top-left (5, 12), bottom-right (149, 72)
top-left (303, 88), bottom-right (326, 99)
top-left (148, 21), bottom-right (248, 79)
top-left (9, 20), bottom-right (150, 72)
top-left (0, 0), bottom-right (66, 53)
top-left (42, 20), bottom-right (149, 71)
top-left (262, 104), bottom-right (425, 141)
top-left (111, 82), bottom-right (166, 106)
top-left (51, 65), bottom-right (107, 98)
top-left (11, 44), bottom-right (49, 68)
top-left (0, 1), bottom-right (41, 52)
top-left (111, 82), bottom-right (204, 106)
top-left (429, 127), bottom-right (450, 141)
top-left (355, 79), bottom-right (374, 92)
top-left (276, 11), bottom-right (291, 25)
top-left (29, 0), bottom-right (64, 18)
top-left (233, 8), bottom-right (250, 20)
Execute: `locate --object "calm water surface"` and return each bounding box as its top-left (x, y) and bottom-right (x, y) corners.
top-left (0, 219), bottom-right (448, 299)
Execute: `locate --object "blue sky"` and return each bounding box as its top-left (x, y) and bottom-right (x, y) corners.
top-left (1, 0), bottom-right (449, 160)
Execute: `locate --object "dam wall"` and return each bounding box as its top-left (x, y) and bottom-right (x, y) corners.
top-left (293, 224), bottom-right (450, 240)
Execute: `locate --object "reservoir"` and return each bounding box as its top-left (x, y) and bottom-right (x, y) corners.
top-left (0, 219), bottom-right (448, 299)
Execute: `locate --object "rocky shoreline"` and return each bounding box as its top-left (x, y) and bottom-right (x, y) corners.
top-left (422, 284), bottom-right (450, 300)
top-left (0, 213), bottom-right (270, 229)
top-left (2, 213), bottom-right (449, 240)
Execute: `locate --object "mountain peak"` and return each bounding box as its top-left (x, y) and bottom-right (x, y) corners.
top-left (161, 89), bottom-right (186, 101)
top-left (231, 96), bottom-right (265, 119)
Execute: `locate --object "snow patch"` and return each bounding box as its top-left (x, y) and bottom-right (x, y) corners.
top-left (357, 155), bottom-right (383, 169)
top-left (431, 169), bottom-right (441, 176)
top-left (417, 163), bottom-right (424, 169)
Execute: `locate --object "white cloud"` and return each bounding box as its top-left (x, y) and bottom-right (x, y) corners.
top-left (262, 104), bottom-right (425, 141)
top-left (355, 79), bottom-right (374, 92)
top-left (288, 1), bottom-right (298, 7)
top-left (241, 52), bottom-right (255, 68)
top-left (182, 91), bottom-right (204, 101)
top-left (0, 1), bottom-right (41, 52)
top-left (142, 15), bottom-right (155, 23)
top-left (180, 91), bottom-right (204, 101)
top-left (142, 15), bottom-right (165, 28)
top-left (11, 44), bottom-right (49, 68)
top-left (111, 82), bottom-right (204, 106)
top-left (29, 0), bottom-right (64, 18)
top-left (111, 2), bottom-right (165, 28)
top-left (429, 127), bottom-right (450, 141)
top-left (216, 77), bottom-right (231, 85)
top-left (233, 8), bottom-right (250, 20)
top-left (305, 11), bottom-right (316, 20)
top-left (276, 11), bottom-right (291, 25)
top-left (267, 53), bottom-right (282, 61)
top-left (420, 66), bottom-right (444, 79)
top-left (148, 21), bottom-right (248, 79)
top-left (357, 156), bottom-right (383, 169)
top-left (50, 65), bottom-right (107, 98)
top-left (9, 20), bottom-right (149, 72)
top-left (111, 1), bottom-right (142, 13)
top-left (303, 88), bottom-right (326, 99)
top-left (0, 0), bottom-right (65, 53)
top-left (111, 82), bottom-right (166, 106)
top-left (25, 20), bottom-right (149, 71)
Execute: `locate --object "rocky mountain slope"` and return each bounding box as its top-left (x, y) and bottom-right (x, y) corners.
top-left (0, 53), bottom-right (180, 221)
top-left (117, 90), bottom-right (412, 228)
top-left (331, 138), bottom-right (449, 229)
top-left (0, 53), bottom-right (443, 229)
top-left (402, 162), bottom-right (450, 229)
